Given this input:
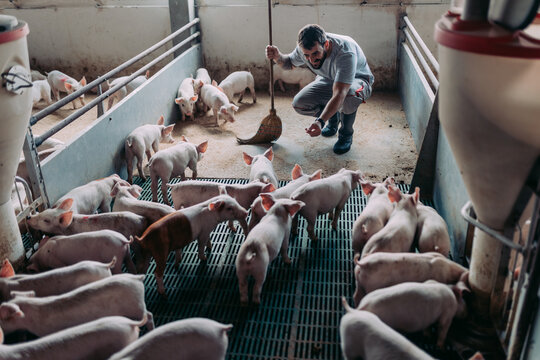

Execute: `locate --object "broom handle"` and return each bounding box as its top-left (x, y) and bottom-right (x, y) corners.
top-left (268, 0), bottom-right (275, 111)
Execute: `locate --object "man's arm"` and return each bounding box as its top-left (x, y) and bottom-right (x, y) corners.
top-left (266, 45), bottom-right (294, 70)
top-left (305, 81), bottom-right (351, 137)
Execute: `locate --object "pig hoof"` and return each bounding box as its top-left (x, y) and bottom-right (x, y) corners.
top-left (283, 258), bottom-right (292, 265)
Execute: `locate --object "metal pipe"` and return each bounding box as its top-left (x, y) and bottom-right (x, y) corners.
top-left (461, 0), bottom-right (490, 21)
top-left (403, 16), bottom-right (439, 74)
top-left (30, 18), bottom-right (200, 126)
top-left (34, 31), bottom-right (200, 147)
top-left (403, 28), bottom-right (439, 89)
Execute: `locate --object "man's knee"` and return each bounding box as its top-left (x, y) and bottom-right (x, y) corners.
top-left (292, 94), bottom-right (318, 116)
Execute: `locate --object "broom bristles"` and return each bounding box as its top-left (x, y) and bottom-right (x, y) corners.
top-left (236, 109), bottom-right (282, 144)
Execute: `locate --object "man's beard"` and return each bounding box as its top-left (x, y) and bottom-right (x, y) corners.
top-left (311, 51), bottom-right (327, 69)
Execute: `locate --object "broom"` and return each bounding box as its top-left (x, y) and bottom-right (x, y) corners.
top-left (236, 0), bottom-right (282, 145)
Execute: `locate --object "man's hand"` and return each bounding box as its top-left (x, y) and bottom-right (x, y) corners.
top-left (266, 45), bottom-right (280, 61)
top-left (305, 120), bottom-right (322, 137)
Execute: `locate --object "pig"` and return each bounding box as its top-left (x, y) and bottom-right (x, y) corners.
top-left (111, 183), bottom-right (175, 224)
top-left (32, 80), bottom-right (52, 107)
top-left (356, 278), bottom-right (469, 348)
top-left (30, 69), bottom-right (47, 81)
top-left (168, 180), bottom-right (275, 234)
top-left (0, 315), bottom-right (146, 360)
top-left (37, 137), bottom-right (65, 152)
top-left (0, 259), bottom-right (115, 301)
top-left (175, 77), bottom-right (198, 121)
top-left (194, 68), bottom-right (212, 115)
top-left (0, 274), bottom-right (154, 336)
top-left (109, 318), bottom-right (232, 360)
top-left (148, 136), bottom-right (208, 205)
top-left (416, 202), bottom-right (451, 257)
top-left (291, 168), bottom-right (363, 242)
top-left (26, 198), bottom-right (148, 240)
top-left (269, 65), bottom-right (315, 94)
top-left (361, 186), bottom-right (420, 258)
top-left (340, 304), bottom-right (434, 360)
top-left (132, 191), bottom-right (248, 296)
top-left (242, 147), bottom-right (279, 188)
top-left (107, 70), bottom-right (150, 110)
top-left (47, 70), bottom-right (87, 109)
top-left (54, 173), bottom-right (129, 214)
top-left (26, 230), bottom-right (136, 274)
top-left (200, 82), bottom-right (239, 126)
top-left (124, 115), bottom-right (175, 183)
top-left (351, 177), bottom-right (395, 255)
top-left (236, 193), bottom-right (304, 305)
top-left (352, 251), bottom-right (468, 305)
top-left (218, 70), bottom-right (256, 104)
top-left (249, 164), bottom-right (321, 231)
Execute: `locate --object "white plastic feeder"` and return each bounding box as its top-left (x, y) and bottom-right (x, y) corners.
top-left (0, 15), bottom-right (33, 266)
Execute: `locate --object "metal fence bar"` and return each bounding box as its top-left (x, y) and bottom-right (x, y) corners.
top-left (403, 15), bottom-right (439, 73)
top-left (403, 28), bottom-right (439, 89)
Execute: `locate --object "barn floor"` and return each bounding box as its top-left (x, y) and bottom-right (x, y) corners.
top-left (31, 90), bottom-right (417, 183)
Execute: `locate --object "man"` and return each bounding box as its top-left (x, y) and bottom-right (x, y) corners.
top-left (266, 24), bottom-right (374, 154)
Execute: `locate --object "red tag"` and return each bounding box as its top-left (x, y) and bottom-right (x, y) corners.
top-left (355, 85), bottom-right (364, 96)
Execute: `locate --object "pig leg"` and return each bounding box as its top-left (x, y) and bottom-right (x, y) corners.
top-left (277, 80), bottom-right (285, 92)
top-left (146, 148), bottom-right (154, 162)
top-left (291, 214), bottom-right (299, 236)
top-left (238, 90), bottom-right (245, 103)
top-left (98, 200), bottom-right (112, 213)
top-left (160, 176), bottom-right (171, 205)
top-left (280, 233), bottom-right (291, 264)
top-left (188, 161), bottom-right (198, 179)
top-left (436, 313), bottom-right (453, 348)
top-left (237, 272), bottom-right (249, 305)
top-left (197, 233), bottom-right (210, 261)
top-left (238, 218), bottom-right (249, 237)
top-left (248, 212), bottom-right (261, 232)
top-left (126, 154), bottom-right (135, 184)
top-left (331, 201), bottom-right (347, 230)
top-left (249, 85), bottom-right (256, 103)
top-left (174, 249), bottom-right (183, 267)
top-left (212, 107), bottom-right (219, 127)
top-left (154, 251), bottom-right (168, 297)
top-left (79, 96), bottom-right (85, 107)
top-left (252, 267), bottom-right (268, 305)
top-left (228, 220), bottom-right (237, 233)
top-left (353, 285), bottom-right (366, 307)
top-left (145, 311), bottom-right (155, 331)
top-left (151, 173), bottom-right (159, 202)
top-left (124, 250), bottom-right (137, 274)
top-left (137, 155), bottom-right (146, 181)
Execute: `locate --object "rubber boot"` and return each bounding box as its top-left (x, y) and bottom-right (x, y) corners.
top-left (333, 111), bottom-right (356, 154)
top-left (321, 112), bottom-right (340, 137)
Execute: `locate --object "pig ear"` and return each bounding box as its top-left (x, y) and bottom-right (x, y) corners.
top-left (412, 187), bottom-right (420, 205)
top-left (190, 95), bottom-right (198, 102)
top-left (285, 201), bottom-right (304, 217)
top-left (262, 183), bottom-right (275, 193)
top-left (0, 259), bottom-right (15, 278)
top-left (212, 80), bottom-right (218, 86)
top-left (157, 115), bottom-right (165, 125)
top-left (384, 177), bottom-right (395, 187)
top-left (260, 193), bottom-right (275, 211)
top-left (80, 76), bottom-right (87, 86)
top-left (110, 183), bottom-right (120, 197)
top-left (264, 147), bottom-right (274, 161)
top-left (145, 70), bottom-right (150, 79)
top-left (175, 98), bottom-right (184, 105)
top-left (197, 140), bottom-right (208, 154)
top-left (0, 324), bottom-right (3, 344)
top-left (309, 169), bottom-right (322, 181)
top-left (163, 125), bottom-right (175, 135)
top-left (64, 82), bottom-right (72, 91)
top-left (58, 211), bottom-right (74, 228)
top-left (181, 135), bottom-right (188, 142)
top-left (291, 164), bottom-right (303, 180)
top-left (198, 80), bottom-right (204, 88)
top-left (58, 198), bottom-right (74, 210)
top-left (129, 185), bottom-right (142, 198)
top-left (218, 185), bottom-right (228, 195)
top-left (208, 201), bottom-right (224, 212)
top-left (0, 303), bottom-right (24, 321)
top-left (243, 152), bottom-right (253, 165)
top-left (360, 181), bottom-right (375, 196)
top-left (387, 185), bottom-right (402, 203)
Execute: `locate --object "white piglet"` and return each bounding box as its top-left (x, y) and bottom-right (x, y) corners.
top-left (47, 70), bottom-right (87, 109)
top-left (270, 65), bottom-right (315, 94)
top-left (111, 183), bottom-right (175, 224)
top-left (175, 77), bottom-right (198, 121)
top-left (194, 68), bottom-right (212, 115)
top-left (124, 115), bottom-right (175, 183)
top-left (200, 82), bottom-right (238, 126)
top-left (32, 79), bottom-right (53, 107)
top-left (107, 70), bottom-right (150, 110)
top-left (242, 147), bottom-right (279, 188)
top-left (236, 193), bottom-right (304, 305)
top-left (109, 318), bottom-right (232, 360)
top-left (148, 136), bottom-right (208, 205)
top-left (218, 70), bottom-right (256, 104)
top-left (416, 202), bottom-right (451, 257)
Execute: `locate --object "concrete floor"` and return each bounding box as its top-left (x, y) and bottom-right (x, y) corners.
top-left (31, 89), bottom-right (418, 184)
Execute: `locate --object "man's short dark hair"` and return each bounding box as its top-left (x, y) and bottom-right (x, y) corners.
top-left (297, 24), bottom-right (327, 50)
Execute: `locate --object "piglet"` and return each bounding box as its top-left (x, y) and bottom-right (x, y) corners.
top-left (168, 180), bottom-right (274, 234)
top-left (111, 183), bottom-right (174, 224)
top-left (361, 186), bottom-right (419, 258)
top-left (351, 177), bottom-right (395, 255)
top-left (249, 164), bottom-right (321, 231)
top-left (54, 173), bottom-right (129, 214)
top-left (357, 277), bottom-right (469, 348)
top-left (291, 168), bottom-right (362, 242)
top-left (148, 136), bottom-right (208, 205)
top-left (107, 70), bottom-right (150, 110)
top-left (236, 193), bottom-right (304, 305)
top-left (0, 274), bottom-right (154, 337)
top-left (132, 190), bottom-right (248, 296)
top-left (270, 65), bottom-right (315, 94)
top-left (416, 202), bottom-right (451, 257)
top-left (175, 77), bottom-right (198, 121)
top-left (31, 69), bottom-right (47, 81)
top-left (32, 80), bottom-right (52, 107)
top-left (218, 71), bottom-right (256, 104)
top-left (47, 70), bottom-right (87, 109)
top-left (109, 317), bottom-right (232, 360)
top-left (200, 82), bottom-right (239, 126)
top-left (26, 198), bottom-right (148, 240)
top-left (243, 147), bottom-right (279, 188)
top-left (0, 315), bottom-right (146, 360)
top-left (26, 230), bottom-right (136, 274)
top-left (340, 304), bottom-right (434, 360)
top-left (0, 259), bottom-right (114, 301)
top-left (194, 68), bottom-right (212, 115)
top-left (124, 115), bottom-right (175, 183)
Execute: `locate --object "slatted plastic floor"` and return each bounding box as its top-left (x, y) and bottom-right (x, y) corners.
top-left (125, 176), bottom-right (462, 360)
